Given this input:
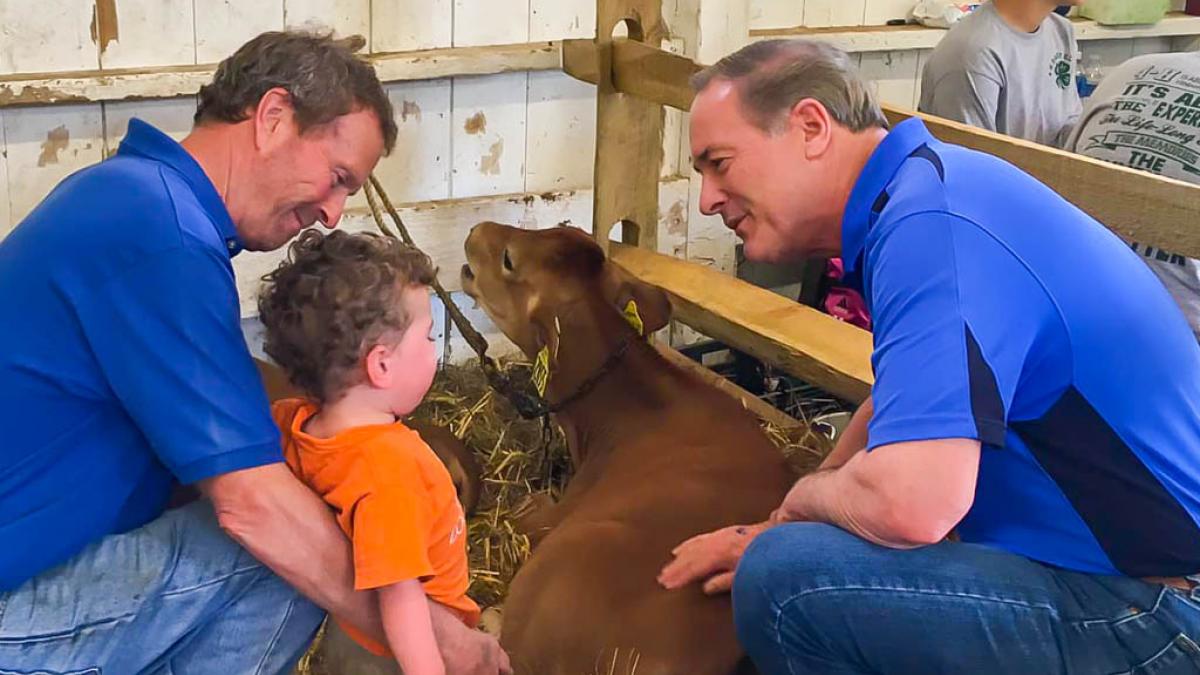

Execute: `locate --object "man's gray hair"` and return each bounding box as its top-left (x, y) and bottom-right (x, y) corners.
top-left (691, 39), bottom-right (887, 133)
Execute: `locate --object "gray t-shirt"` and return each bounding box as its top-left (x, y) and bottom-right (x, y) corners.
top-left (919, 2), bottom-right (1082, 147)
top-left (1067, 51), bottom-right (1200, 340)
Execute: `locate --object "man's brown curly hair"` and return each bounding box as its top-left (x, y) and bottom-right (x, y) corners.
top-left (258, 230), bottom-right (436, 401)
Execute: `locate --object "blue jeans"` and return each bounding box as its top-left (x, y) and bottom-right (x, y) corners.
top-left (733, 523), bottom-right (1200, 674)
top-left (0, 500), bottom-right (324, 674)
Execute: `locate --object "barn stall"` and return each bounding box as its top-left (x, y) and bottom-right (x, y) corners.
top-left (5, 0), bottom-right (1199, 364)
top-left (4, 0), bottom-right (1200, 672)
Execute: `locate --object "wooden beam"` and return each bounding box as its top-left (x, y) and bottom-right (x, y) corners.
top-left (0, 41), bottom-right (563, 108)
top-left (590, 0), bottom-right (668, 253)
top-left (884, 106), bottom-right (1200, 259)
top-left (610, 243), bottom-right (874, 403)
top-left (563, 37), bottom-right (697, 111)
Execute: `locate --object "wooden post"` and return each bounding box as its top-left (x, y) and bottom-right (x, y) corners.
top-left (590, 0), bottom-right (666, 253)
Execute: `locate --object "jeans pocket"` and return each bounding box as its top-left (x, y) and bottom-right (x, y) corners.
top-left (1112, 634), bottom-right (1200, 674)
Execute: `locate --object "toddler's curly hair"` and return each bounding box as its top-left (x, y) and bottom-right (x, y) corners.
top-left (258, 230), bottom-right (436, 401)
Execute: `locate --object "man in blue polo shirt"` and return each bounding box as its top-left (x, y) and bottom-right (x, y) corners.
top-left (0, 32), bottom-right (509, 675)
top-left (659, 39), bottom-right (1200, 672)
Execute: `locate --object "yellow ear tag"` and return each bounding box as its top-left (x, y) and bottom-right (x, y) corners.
top-left (532, 346), bottom-right (551, 397)
top-left (623, 299), bottom-right (645, 336)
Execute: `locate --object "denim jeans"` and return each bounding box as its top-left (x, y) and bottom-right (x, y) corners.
top-left (733, 523), bottom-right (1200, 674)
top-left (0, 500), bottom-right (325, 675)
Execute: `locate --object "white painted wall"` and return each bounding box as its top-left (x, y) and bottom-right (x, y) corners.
top-left (0, 0), bottom-right (1196, 358)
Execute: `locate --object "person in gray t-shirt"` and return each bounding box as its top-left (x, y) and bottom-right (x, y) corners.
top-left (919, 0), bottom-right (1082, 147)
top-left (1067, 51), bottom-right (1200, 340)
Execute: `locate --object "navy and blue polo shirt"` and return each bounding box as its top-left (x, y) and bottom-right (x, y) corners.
top-left (847, 117), bottom-right (1200, 577)
top-left (0, 119), bottom-right (282, 590)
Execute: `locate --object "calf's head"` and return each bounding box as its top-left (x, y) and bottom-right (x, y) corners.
top-left (460, 222), bottom-right (671, 364)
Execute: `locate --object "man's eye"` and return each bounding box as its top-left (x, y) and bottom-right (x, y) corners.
top-left (714, 158), bottom-right (729, 171)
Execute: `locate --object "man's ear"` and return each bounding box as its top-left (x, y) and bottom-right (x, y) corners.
top-left (788, 98), bottom-right (834, 160)
top-left (601, 263), bottom-right (672, 335)
top-left (253, 87), bottom-right (296, 151)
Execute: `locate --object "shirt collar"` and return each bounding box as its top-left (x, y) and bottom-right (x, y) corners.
top-left (840, 117), bottom-right (935, 274)
top-left (116, 118), bottom-right (244, 257)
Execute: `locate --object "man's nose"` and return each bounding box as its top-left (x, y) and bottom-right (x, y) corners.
top-left (318, 195), bottom-right (345, 230)
top-left (698, 176), bottom-right (726, 216)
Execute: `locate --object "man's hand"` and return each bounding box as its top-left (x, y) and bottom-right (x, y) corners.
top-left (657, 520), bottom-right (773, 595)
top-left (430, 603), bottom-right (513, 675)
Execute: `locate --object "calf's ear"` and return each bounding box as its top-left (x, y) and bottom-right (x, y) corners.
top-left (601, 263), bottom-right (672, 335)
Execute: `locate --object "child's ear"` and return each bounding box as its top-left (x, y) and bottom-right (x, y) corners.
top-left (364, 343), bottom-right (396, 389)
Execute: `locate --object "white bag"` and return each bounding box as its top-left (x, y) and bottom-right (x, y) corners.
top-left (910, 0), bottom-right (980, 28)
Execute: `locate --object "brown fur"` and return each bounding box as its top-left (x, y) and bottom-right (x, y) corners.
top-left (461, 222), bottom-right (795, 675)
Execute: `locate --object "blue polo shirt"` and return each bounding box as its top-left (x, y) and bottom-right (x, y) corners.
top-left (847, 118), bottom-right (1200, 577)
top-left (0, 119), bottom-right (281, 590)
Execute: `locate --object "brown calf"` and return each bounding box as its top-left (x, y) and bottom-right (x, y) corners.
top-left (461, 222), bottom-right (795, 675)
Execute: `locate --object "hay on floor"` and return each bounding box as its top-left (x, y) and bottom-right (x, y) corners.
top-left (409, 357), bottom-right (830, 608)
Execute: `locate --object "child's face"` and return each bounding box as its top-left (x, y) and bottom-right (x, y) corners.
top-left (380, 285), bottom-right (438, 417)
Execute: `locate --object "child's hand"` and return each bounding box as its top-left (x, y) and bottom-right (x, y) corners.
top-left (379, 580), bottom-right (446, 675)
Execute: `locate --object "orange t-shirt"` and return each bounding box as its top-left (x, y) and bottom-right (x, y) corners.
top-left (272, 398), bottom-right (479, 656)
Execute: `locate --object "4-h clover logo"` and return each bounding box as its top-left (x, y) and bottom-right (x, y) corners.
top-left (1051, 53), bottom-right (1072, 90)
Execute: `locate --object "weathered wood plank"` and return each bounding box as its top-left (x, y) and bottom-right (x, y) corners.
top-left (285, 0), bottom-right (371, 45)
top-left (374, 80), bottom-right (453, 204)
top-left (531, 0), bottom-right (596, 41)
top-left (232, 178), bottom-right (692, 317)
top-left (592, 0), bottom-right (668, 253)
top-left (0, 42), bottom-right (563, 108)
top-left (525, 70), bottom-right (597, 192)
top-left (2, 104), bottom-right (105, 224)
top-left (0, 108), bottom-right (10, 237)
top-left (1131, 36), bottom-right (1176, 56)
top-left (195, 1), bottom-right (285, 65)
top-left (102, 97), bottom-right (196, 157)
top-left (450, 72), bottom-right (528, 198)
top-left (372, 0), bottom-right (453, 52)
top-left (802, 0), bottom-right (866, 29)
top-left (748, 0), bottom-right (805, 31)
top-left (863, 0), bottom-right (918, 25)
top-left (99, 0), bottom-right (195, 70)
top-left (610, 243), bottom-right (874, 403)
top-left (563, 38), bottom-right (699, 112)
top-left (0, 1), bottom-right (97, 74)
top-left (859, 50), bottom-right (921, 109)
top-left (453, 0), bottom-right (530, 47)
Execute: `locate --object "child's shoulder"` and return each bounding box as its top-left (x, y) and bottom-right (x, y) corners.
top-left (270, 396), bottom-right (307, 416)
top-left (270, 397), bottom-right (314, 433)
top-left (360, 423), bottom-right (444, 476)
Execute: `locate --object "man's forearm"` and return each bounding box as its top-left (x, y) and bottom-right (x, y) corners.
top-left (777, 452), bottom-right (925, 548)
top-left (778, 437), bottom-right (979, 548)
top-left (817, 396), bottom-right (872, 471)
top-left (201, 464), bottom-right (385, 642)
